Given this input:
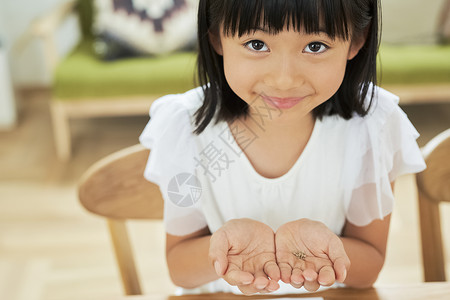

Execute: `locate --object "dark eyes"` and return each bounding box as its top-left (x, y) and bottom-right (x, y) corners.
top-left (304, 42), bottom-right (329, 54)
top-left (245, 40), bottom-right (269, 52)
top-left (244, 40), bottom-right (329, 54)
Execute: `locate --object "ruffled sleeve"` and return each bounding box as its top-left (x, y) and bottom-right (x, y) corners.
top-left (342, 87), bottom-right (426, 226)
top-left (139, 89), bottom-right (208, 236)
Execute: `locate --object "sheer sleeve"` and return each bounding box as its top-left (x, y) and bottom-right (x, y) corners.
top-left (342, 87), bottom-right (426, 226)
top-left (139, 90), bottom-right (208, 235)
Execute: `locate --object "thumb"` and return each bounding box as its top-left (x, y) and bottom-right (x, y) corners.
top-left (333, 256), bottom-right (350, 283)
top-left (209, 230), bottom-right (229, 276)
top-left (328, 238), bottom-right (351, 283)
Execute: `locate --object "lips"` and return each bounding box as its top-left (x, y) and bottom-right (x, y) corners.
top-left (260, 95), bottom-right (305, 109)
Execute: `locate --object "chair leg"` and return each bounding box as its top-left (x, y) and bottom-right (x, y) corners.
top-left (50, 101), bottom-right (71, 161)
top-left (417, 188), bottom-right (446, 282)
top-left (107, 219), bottom-right (142, 295)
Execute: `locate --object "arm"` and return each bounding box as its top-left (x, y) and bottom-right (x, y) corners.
top-left (340, 181), bottom-right (395, 288)
top-left (166, 218), bottom-right (281, 294)
top-left (274, 181), bottom-right (395, 290)
top-left (166, 226), bottom-right (217, 289)
top-left (340, 214), bottom-right (391, 288)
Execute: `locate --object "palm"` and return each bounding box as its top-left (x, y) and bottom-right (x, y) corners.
top-left (225, 225), bottom-right (275, 275)
top-left (275, 219), bottom-right (349, 288)
top-left (210, 218), bottom-right (280, 294)
top-left (276, 221), bottom-right (333, 274)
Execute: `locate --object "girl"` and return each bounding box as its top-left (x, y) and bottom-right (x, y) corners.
top-left (140, 0), bottom-right (426, 295)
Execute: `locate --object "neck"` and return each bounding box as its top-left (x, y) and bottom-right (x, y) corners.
top-left (239, 110), bottom-right (315, 140)
top-left (227, 110), bottom-right (316, 179)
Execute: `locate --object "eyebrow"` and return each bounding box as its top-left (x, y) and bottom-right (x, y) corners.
top-left (252, 27), bottom-right (270, 33)
top-left (250, 26), bottom-right (330, 36)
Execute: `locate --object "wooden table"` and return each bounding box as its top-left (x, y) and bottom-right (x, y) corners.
top-left (113, 282), bottom-right (450, 300)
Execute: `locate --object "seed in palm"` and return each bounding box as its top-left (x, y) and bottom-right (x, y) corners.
top-left (293, 251), bottom-right (306, 260)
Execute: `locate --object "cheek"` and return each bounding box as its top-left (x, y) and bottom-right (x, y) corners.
top-left (315, 59), bottom-right (348, 97)
top-left (223, 55), bottom-right (253, 97)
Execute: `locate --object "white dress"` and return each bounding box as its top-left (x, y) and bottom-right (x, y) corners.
top-left (139, 86), bottom-right (426, 294)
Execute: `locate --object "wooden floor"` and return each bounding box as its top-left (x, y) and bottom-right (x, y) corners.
top-left (0, 89), bottom-right (449, 300)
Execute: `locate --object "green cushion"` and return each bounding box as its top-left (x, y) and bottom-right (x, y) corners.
top-left (55, 42), bottom-right (450, 100)
top-left (53, 40), bottom-right (197, 100)
top-left (378, 44), bottom-right (450, 85)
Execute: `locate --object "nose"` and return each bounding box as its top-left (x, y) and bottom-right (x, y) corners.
top-left (265, 54), bottom-right (303, 91)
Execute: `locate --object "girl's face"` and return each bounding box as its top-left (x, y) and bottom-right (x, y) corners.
top-left (212, 27), bottom-right (363, 121)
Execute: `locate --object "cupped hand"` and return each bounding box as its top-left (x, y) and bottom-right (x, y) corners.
top-left (209, 218), bottom-right (281, 294)
top-left (275, 219), bottom-right (350, 291)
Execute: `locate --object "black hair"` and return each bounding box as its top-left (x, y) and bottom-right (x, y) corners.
top-left (194, 0), bottom-right (381, 134)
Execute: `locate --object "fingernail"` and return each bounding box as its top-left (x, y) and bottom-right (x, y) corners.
top-left (342, 269), bottom-right (347, 280)
top-left (256, 284), bottom-right (266, 289)
top-left (214, 261), bottom-right (221, 275)
top-left (304, 275), bottom-right (313, 281)
top-left (268, 285), bottom-right (279, 292)
top-left (242, 279), bottom-right (253, 285)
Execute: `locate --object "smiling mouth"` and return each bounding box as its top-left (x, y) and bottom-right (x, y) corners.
top-left (260, 95), bottom-right (305, 109)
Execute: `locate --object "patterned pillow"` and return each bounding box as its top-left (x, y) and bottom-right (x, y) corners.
top-left (93, 0), bottom-right (198, 60)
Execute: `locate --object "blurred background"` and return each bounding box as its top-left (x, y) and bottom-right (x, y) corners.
top-left (0, 0), bottom-right (449, 299)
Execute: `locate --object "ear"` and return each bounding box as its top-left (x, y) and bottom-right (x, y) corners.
top-left (347, 35), bottom-right (366, 60)
top-left (209, 31), bottom-right (223, 55)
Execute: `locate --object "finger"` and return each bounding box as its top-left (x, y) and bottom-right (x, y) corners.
top-left (238, 283), bottom-right (277, 295)
top-left (302, 268), bottom-right (318, 282)
top-left (278, 262), bottom-right (293, 283)
top-left (251, 279), bottom-right (280, 295)
top-left (290, 282), bottom-right (304, 289)
top-left (265, 279), bottom-right (280, 292)
top-left (253, 269), bottom-right (270, 291)
top-left (328, 238), bottom-right (351, 283)
top-left (240, 281), bottom-right (279, 295)
top-left (225, 266), bottom-right (254, 286)
top-left (263, 261), bottom-right (281, 282)
top-left (318, 265), bottom-right (336, 286)
top-left (333, 256), bottom-right (350, 283)
top-left (209, 231), bottom-right (229, 276)
top-left (291, 267), bottom-right (305, 286)
top-left (303, 279), bottom-right (320, 292)
top-left (237, 284), bottom-right (258, 295)
top-left (263, 261), bottom-right (281, 292)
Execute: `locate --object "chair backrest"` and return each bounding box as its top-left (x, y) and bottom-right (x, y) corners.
top-left (78, 144), bottom-right (163, 295)
top-left (438, 0), bottom-right (450, 43)
top-left (75, 0), bottom-right (94, 39)
top-left (416, 128), bottom-right (450, 282)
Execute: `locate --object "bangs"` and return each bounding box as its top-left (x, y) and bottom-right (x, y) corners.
top-left (220, 0), bottom-right (351, 40)
top-left (195, 0), bottom-right (380, 134)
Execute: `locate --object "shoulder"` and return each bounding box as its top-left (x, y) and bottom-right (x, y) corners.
top-left (335, 86), bottom-right (406, 143)
top-left (320, 86), bottom-right (400, 133)
top-left (352, 86), bottom-right (400, 126)
top-left (139, 87), bottom-right (205, 186)
top-left (139, 88), bottom-right (209, 236)
top-left (339, 86), bottom-right (425, 226)
top-left (140, 87), bottom-right (205, 146)
top-left (149, 86), bottom-right (204, 119)
top-left (340, 85), bottom-right (425, 186)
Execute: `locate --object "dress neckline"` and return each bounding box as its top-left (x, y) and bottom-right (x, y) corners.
top-left (220, 118), bottom-right (321, 183)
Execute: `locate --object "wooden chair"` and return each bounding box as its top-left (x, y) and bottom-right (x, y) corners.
top-left (20, 0), bottom-right (197, 161)
top-left (78, 144), bottom-right (163, 295)
top-left (416, 128), bottom-right (450, 282)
